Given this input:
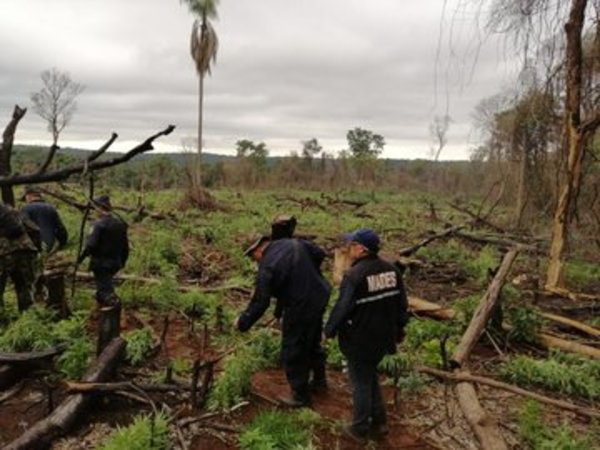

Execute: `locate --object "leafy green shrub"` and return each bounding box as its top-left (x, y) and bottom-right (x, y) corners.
top-left (325, 338), bottom-right (346, 370)
top-left (0, 306), bottom-right (57, 351)
top-left (518, 400), bottom-right (594, 449)
top-left (416, 240), bottom-right (468, 265)
top-left (499, 352), bottom-right (600, 400)
top-left (565, 260), bottom-right (600, 288)
top-left (56, 337), bottom-right (94, 379)
top-left (99, 413), bottom-right (170, 450)
top-left (209, 330), bottom-right (280, 410)
top-left (124, 328), bottom-right (155, 366)
top-left (239, 409), bottom-right (320, 450)
top-left (505, 305), bottom-right (544, 344)
top-left (453, 295), bottom-right (480, 330)
top-left (464, 246), bottom-right (498, 285)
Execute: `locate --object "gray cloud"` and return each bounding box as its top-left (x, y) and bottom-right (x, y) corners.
top-left (0, 0), bottom-right (517, 159)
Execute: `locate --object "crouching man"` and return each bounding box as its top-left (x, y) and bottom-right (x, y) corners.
top-left (324, 229), bottom-right (408, 443)
top-left (235, 235), bottom-right (331, 407)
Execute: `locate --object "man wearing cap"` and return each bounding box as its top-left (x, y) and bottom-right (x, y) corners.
top-left (324, 228), bottom-right (408, 443)
top-left (0, 203), bottom-right (38, 311)
top-left (270, 213), bottom-right (328, 392)
top-left (235, 234), bottom-right (331, 407)
top-left (78, 195), bottom-right (129, 305)
top-left (21, 186), bottom-right (68, 252)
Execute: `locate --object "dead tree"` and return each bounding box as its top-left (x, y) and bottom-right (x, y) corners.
top-left (0, 105), bottom-right (27, 205)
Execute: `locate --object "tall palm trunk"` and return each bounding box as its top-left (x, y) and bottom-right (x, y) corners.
top-left (193, 73), bottom-right (204, 191)
top-left (546, 0), bottom-right (588, 289)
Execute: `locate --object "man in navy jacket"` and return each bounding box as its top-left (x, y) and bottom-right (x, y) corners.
top-left (325, 229), bottom-right (408, 443)
top-left (236, 235), bottom-right (331, 406)
top-left (21, 186), bottom-right (68, 252)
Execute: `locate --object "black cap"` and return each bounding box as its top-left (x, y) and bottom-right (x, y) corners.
top-left (92, 195), bottom-right (112, 211)
top-left (271, 214), bottom-right (297, 240)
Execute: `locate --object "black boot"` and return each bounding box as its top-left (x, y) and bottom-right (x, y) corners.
top-left (278, 390), bottom-right (311, 407)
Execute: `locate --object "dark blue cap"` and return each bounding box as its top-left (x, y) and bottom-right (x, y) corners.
top-left (343, 228), bottom-right (380, 253)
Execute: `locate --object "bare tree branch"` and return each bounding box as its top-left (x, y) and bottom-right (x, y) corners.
top-left (0, 125), bottom-right (175, 187)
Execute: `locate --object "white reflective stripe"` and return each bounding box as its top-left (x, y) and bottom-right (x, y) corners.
top-left (355, 289), bottom-right (401, 305)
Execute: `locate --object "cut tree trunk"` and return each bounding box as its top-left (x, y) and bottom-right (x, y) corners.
top-left (97, 303), bottom-right (121, 355)
top-left (46, 274), bottom-right (69, 319)
top-left (4, 337), bottom-right (126, 450)
top-left (451, 248), bottom-right (520, 368)
top-left (419, 366), bottom-right (600, 419)
top-left (455, 381), bottom-right (508, 450)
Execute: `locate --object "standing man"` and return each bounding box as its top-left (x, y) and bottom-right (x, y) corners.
top-left (0, 203), bottom-right (38, 311)
top-left (270, 213), bottom-right (328, 392)
top-left (235, 235), bottom-right (331, 407)
top-left (21, 186), bottom-right (68, 252)
top-left (78, 195), bottom-right (129, 306)
top-left (324, 229), bottom-right (408, 443)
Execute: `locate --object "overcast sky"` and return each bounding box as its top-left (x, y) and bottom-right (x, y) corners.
top-left (0, 0), bottom-right (518, 160)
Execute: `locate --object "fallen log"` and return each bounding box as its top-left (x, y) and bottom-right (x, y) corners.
top-left (451, 248), bottom-right (520, 368)
top-left (446, 202), bottom-right (505, 234)
top-left (544, 286), bottom-right (600, 302)
top-left (455, 381), bottom-right (508, 450)
top-left (42, 271), bottom-right (252, 295)
top-left (419, 366), bottom-right (600, 419)
top-left (65, 381), bottom-right (192, 394)
top-left (453, 230), bottom-right (538, 253)
top-left (3, 337), bottom-right (126, 450)
top-left (0, 343), bottom-right (68, 365)
top-left (408, 296), bottom-right (600, 359)
top-left (540, 312), bottom-right (600, 338)
top-left (398, 224), bottom-right (466, 257)
top-left (0, 365), bottom-right (17, 390)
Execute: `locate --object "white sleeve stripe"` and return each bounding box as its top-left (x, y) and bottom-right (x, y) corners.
top-left (355, 289), bottom-right (401, 305)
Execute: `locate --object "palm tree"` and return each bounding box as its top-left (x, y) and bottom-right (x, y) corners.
top-left (180, 0), bottom-right (219, 206)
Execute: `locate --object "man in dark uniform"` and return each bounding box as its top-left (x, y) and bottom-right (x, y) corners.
top-left (78, 195), bottom-right (129, 305)
top-left (324, 229), bottom-right (408, 443)
top-left (270, 214), bottom-right (328, 392)
top-left (0, 203), bottom-right (38, 311)
top-left (21, 186), bottom-right (68, 252)
top-left (235, 235), bottom-right (331, 406)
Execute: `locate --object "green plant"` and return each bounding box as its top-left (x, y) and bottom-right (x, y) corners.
top-left (124, 328), bottom-right (155, 366)
top-left (209, 330), bottom-right (280, 410)
top-left (99, 413), bottom-right (170, 450)
top-left (56, 337), bottom-right (94, 379)
top-left (239, 409), bottom-right (320, 450)
top-left (464, 246), bottom-right (499, 285)
top-left (506, 305), bottom-right (544, 344)
top-left (325, 338), bottom-right (346, 370)
top-left (564, 260), bottom-right (600, 288)
top-left (0, 306), bottom-right (56, 351)
top-left (518, 400), bottom-right (594, 449)
top-left (499, 352), bottom-right (600, 400)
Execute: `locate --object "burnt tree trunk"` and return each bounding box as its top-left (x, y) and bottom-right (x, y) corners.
top-left (0, 105), bottom-right (27, 205)
top-left (46, 274), bottom-right (69, 319)
top-left (97, 303), bottom-right (121, 355)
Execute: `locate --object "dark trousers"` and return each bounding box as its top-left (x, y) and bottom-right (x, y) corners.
top-left (281, 317), bottom-right (326, 398)
top-left (347, 357), bottom-right (387, 436)
top-left (93, 269), bottom-right (117, 304)
top-left (0, 252), bottom-right (37, 312)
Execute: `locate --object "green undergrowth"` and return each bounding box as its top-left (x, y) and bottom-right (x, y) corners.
top-left (564, 259), bottom-right (600, 289)
top-left (124, 328), bottom-right (155, 365)
top-left (239, 409), bottom-right (321, 450)
top-left (99, 412), bottom-right (170, 450)
top-left (0, 307), bottom-right (93, 379)
top-left (518, 400), bottom-right (596, 449)
top-left (499, 351), bottom-right (600, 400)
top-left (209, 329), bottom-right (280, 410)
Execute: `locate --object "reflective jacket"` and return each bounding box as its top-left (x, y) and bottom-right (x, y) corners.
top-left (21, 201), bottom-right (68, 251)
top-left (82, 214), bottom-right (129, 272)
top-left (324, 253), bottom-right (408, 361)
top-left (238, 238), bottom-right (331, 331)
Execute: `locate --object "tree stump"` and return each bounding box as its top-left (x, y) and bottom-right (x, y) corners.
top-left (97, 303), bottom-right (121, 355)
top-left (47, 273), bottom-right (70, 318)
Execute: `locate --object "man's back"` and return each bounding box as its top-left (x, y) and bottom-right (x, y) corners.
top-left (85, 215), bottom-right (129, 271)
top-left (21, 201), bottom-right (68, 250)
